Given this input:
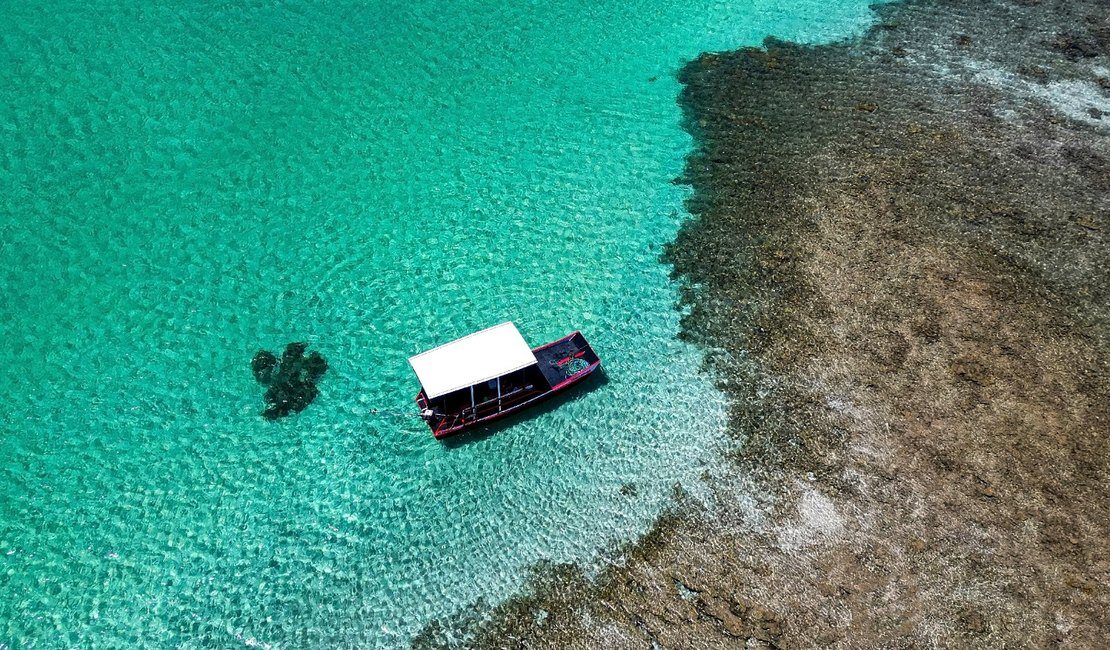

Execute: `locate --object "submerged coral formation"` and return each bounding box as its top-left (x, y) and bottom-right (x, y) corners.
top-left (415, 0), bottom-right (1108, 647)
top-left (252, 342), bottom-right (328, 420)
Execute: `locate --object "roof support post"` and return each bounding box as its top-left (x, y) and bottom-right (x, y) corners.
top-left (470, 385), bottom-right (475, 417)
top-left (496, 376), bottom-right (502, 413)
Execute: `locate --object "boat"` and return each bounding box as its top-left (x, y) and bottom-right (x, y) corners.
top-left (409, 322), bottom-right (602, 439)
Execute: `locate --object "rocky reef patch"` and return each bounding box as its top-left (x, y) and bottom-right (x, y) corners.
top-left (252, 342), bottom-right (328, 420)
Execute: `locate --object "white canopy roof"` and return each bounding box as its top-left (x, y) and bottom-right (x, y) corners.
top-left (408, 322), bottom-right (538, 398)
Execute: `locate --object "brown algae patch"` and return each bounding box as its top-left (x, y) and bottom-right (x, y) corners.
top-left (415, 0), bottom-right (1109, 647)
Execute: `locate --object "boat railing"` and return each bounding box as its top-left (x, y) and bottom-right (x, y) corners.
top-left (436, 385), bottom-right (546, 434)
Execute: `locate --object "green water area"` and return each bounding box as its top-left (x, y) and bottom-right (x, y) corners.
top-left (2, 0), bottom-right (880, 646)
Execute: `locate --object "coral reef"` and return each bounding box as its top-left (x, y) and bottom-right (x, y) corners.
top-left (252, 342), bottom-right (328, 420)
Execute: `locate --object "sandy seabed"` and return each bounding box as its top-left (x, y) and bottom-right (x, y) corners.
top-left (415, 0), bottom-right (1109, 647)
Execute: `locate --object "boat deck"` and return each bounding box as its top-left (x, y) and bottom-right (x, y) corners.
top-left (414, 329), bottom-right (601, 438)
top-left (534, 332), bottom-right (600, 389)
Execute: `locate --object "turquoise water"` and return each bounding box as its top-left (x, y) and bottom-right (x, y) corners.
top-left (1, 1), bottom-right (879, 646)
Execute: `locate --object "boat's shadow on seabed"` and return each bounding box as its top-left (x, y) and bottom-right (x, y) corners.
top-left (439, 368), bottom-right (610, 449)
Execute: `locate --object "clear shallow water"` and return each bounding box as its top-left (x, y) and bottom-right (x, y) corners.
top-left (1, 1), bottom-right (879, 646)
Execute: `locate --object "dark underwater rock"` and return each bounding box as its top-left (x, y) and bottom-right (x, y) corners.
top-left (1050, 33), bottom-right (1102, 60)
top-left (304, 351), bottom-right (328, 383)
top-left (262, 378), bottom-right (319, 421)
top-left (273, 342), bottom-right (306, 385)
top-left (251, 350), bottom-right (279, 385)
top-left (281, 341), bottom-right (307, 366)
top-left (251, 342), bottom-right (328, 420)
